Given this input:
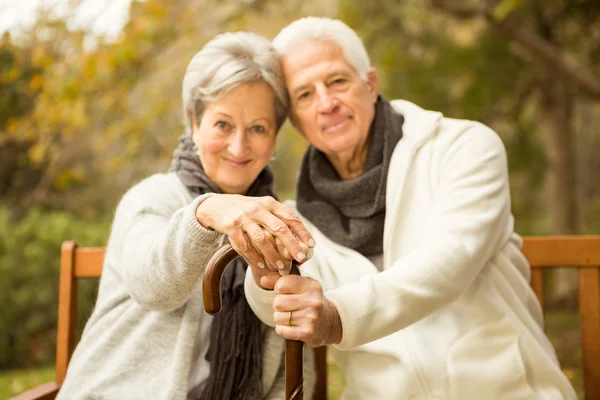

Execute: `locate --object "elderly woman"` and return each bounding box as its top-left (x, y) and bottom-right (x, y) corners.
top-left (57, 32), bottom-right (314, 400)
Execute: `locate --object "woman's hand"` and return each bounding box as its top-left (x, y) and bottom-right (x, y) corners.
top-left (195, 194), bottom-right (315, 272)
top-left (250, 228), bottom-right (315, 289)
top-left (271, 275), bottom-right (343, 347)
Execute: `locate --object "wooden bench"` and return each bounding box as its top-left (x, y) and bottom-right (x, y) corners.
top-left (11, 236), bottom-right (600, 400)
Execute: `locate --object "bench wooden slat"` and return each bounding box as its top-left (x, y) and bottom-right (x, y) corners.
top-left (523, 236), bottom-right (600, 267)
top-left (73, 248), bottom-right (104, 278)
top-left (579, 267), bottom-right (600, 400)
top-left (530, 269), bottom-right (545, 310)
top-left (55, 241), bottom-right (77, 386)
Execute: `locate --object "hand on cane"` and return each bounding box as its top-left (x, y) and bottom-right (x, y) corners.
top-left (195, 194), bottom-right (315, 273)
top-left (272, 275), bottom-right (343, 347)
top-left (249, 232), bottom-right (313, 290)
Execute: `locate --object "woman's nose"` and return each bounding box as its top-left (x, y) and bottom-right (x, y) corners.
top-left (227, 130), bottom-right (249, 157)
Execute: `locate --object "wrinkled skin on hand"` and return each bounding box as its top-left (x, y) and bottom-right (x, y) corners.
top-left (195, 194), bottom-right (315, 278)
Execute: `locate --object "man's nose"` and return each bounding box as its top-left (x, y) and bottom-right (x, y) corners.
top-left (316, 87), bottom-right (339, 113)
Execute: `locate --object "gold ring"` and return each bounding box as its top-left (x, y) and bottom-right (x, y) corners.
top-left (288, 311), bottom-right (293, 327)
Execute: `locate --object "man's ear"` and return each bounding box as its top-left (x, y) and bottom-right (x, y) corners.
top-left (288, 112), bottom-right (306, 137)
top-left (366, 67), bottom-right (379, 102)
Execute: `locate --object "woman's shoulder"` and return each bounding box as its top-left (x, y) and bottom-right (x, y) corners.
top-left (123, 172), bottom-right (187, 197)
top-left (116, 172), bottom-right (191, 215)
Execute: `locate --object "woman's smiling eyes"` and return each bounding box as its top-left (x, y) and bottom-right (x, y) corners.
top-left (215, 120), bottom-right (230, 130)
top-left (214, 120), bottom-right (268, 134)
top-left (250, 125), bottom-right (267, 134)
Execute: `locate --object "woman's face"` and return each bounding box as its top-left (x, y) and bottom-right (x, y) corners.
top-left (192, 81), bottom-right (278, 194)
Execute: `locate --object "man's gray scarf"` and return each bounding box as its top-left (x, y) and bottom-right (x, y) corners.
top-left (170, 133), bottom-right (276, 400)
top-left (296, 96), bottom-right (404, 256)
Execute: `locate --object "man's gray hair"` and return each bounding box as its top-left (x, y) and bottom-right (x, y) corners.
top-left (182, 32), bottom-right (288, 132)
top-left (273, 17), bottom-right (371, 80)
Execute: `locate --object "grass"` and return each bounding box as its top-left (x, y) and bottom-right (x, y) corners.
top-left (0, 310), bottom-right (582, 399)
top-left (545, 310), bottom-right (584, 399)
top-left (0, 365), bottom-right (54, 399)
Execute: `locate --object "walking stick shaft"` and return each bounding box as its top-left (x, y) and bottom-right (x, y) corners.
top-left (203, 244), bottom-right (304, 400)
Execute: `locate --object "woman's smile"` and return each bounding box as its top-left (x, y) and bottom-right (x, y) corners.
top-left (223, 157), bottom-right (252, 168)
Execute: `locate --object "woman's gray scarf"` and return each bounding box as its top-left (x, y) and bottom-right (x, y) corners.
top-left (296, 96), bottom-right (404, 256)
top-left (170, 133), bottom-right (277, 400)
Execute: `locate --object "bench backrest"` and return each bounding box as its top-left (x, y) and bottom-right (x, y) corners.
top-left (522, 236), bottom-right (600, 399)
top-left (55, 236), bottom-right (600, 398)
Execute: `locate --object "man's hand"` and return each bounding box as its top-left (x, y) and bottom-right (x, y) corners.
top-left (271, 275), bottom-right (342, 347)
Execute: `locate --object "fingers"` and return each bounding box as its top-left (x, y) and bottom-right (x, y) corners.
top-left (243, 222), bottom-right (283, 271)
top-left (273, 308), bottom-right (317, 327)
top-left (248, 263), bottom-right (280, 289)
top-left (266, 198), bottom-right (316, 250)
top-left (273, 306), bottom-right (323, 347)
top-left (253, 208), bottom-right (308, 264)
top-left (275, 324), bottom-right (308, 343)
top-left (259, 273), bottom-right (279, 290)
top-left (213, 195), bottom-right (315, 269)
top-left (228, 231), bottom-right (266, 270)
top-left (273, 276), bottom-right (323, 314)
top-left (274, 275), bottom-right (315, 295)
top-left (275, 236), bottom-right (312, 266)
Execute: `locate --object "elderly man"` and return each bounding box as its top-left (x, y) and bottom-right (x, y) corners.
top-left (244, 17), bottom-right (576, 399)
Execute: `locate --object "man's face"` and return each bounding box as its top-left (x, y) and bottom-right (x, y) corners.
top-left (282, 39), bottom-right (378, 159)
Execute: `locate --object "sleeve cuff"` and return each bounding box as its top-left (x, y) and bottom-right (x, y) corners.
top-left (184, 193), bottom-right (222, 244)
top-left (326, 285), bottom-right (362, 350)
top-left (244, 267), bottom-right (277, 327)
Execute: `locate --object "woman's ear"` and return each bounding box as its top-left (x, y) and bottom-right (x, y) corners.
top-left (189, 111), bottom-right (199, 132)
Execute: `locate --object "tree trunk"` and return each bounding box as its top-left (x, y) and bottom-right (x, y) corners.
top-left (538, 77), bottom-right (580, 307)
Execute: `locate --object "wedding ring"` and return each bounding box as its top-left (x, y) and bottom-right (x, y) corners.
top-left (288, 311), bottom-right (293, 327)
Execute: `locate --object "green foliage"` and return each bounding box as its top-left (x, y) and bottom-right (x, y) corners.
top-left (0, 365), bottom-right (54, 398)
top-left (0, 207), bottom-right (109, 369)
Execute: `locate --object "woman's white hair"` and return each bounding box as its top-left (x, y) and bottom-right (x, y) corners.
top-left (272, 17), bottom-right (371, 80)
top-left (182, 32), bottom-right (288, 132)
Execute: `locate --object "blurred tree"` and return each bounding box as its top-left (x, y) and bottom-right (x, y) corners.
top-left (429, 0), bottom-right (600, 304)
top-left (0, 0), bottom-right (331, 217)
top-left (0, 31), bottom-right (52, 217)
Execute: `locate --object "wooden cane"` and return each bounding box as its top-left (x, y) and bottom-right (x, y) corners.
top-left (203, 243), bottom-right (304, 400)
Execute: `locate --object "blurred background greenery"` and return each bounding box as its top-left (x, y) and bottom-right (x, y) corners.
top-left (1, 0), bottom-right (599, 398)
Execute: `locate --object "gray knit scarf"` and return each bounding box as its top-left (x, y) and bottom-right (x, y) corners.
top-left (296, 95), bottom-right (404, 256)
top-left (170, 133), bottom-right (276, 400)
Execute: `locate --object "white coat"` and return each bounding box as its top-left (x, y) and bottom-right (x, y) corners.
top-left (245, 99), bottom-right (576, 399)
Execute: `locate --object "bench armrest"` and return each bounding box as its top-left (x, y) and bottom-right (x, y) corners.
top-left (9, 382), bottom-right (60, 400)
